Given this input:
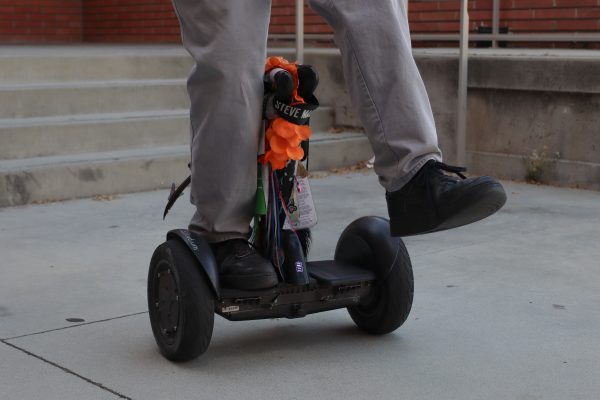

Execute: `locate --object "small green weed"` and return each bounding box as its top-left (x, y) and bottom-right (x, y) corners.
top-left (524, 147), bottom-right (560, 183)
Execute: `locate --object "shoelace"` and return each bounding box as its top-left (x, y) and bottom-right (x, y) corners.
top-left (416, 161), bottom-right (467, 187)
top-left (431, 161), bottom-right (467, 179)
top-left (420, 161), bottom-right (468, 220)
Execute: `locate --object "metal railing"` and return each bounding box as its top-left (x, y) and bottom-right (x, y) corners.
top-left (456, 0), bottom-right (468, 164)
top-left (296, 0), bottom-right (304, 64)
top-left (287, 0), bottom-right (600, 165)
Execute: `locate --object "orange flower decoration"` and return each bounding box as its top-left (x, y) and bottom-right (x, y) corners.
top-left (259, 57), bottom-right (313, 171)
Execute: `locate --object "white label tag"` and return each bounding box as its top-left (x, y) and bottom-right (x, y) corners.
top-left (221, 306), bottom-right (239, 313)
top-left (283, 177), bottom-right (318, 230)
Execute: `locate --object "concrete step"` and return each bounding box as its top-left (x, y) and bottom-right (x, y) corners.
top-left (0, 46), bottom-right (192, 84)
top-left (0, 79), bottom-right (189, 119)
top-left (0, 107), bottom-right (334, 160)
top-left (308, 131), bottom-right (372, 171)
top-left (0, 146), bottom-right (189, 207)
top-left (0, 74), bottom-right (334, 127)
top-left (0, 78), bottom-right (333, 123)
top-left (0, 110), bottom-right (190, 160)
top-left (0, 131), bottom-right (371, 207)
top-left (309, 106), bottom-right (334, 133)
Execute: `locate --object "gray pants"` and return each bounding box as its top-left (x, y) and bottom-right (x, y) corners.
top-left (172, 0), bottom-right (442, 242)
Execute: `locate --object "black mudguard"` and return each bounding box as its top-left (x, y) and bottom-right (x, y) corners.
top-left (166, 229), bottom-right (220, 298)
top-left (334, 216), bottom-right (403, 281)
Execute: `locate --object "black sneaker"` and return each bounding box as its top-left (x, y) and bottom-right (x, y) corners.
top-left (211, 239), bottom-right (278, 290)
top-left (386, 160), bottom-right (506, 236)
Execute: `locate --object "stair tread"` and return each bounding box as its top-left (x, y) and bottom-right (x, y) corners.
top-left (0, 44), bottom-right (188, 58)
top-left (0, 145), bottom-right (189, 172)
top-left (0, 109), bottom-right (190, 128)
top-left (0, 78), bottom-right (186, 91)
top-left (0, 131), bottom-right (365, 171)
top-left (311, 130), bottom-right (364, 142)
top-left (0, 107), bottom-right (334, 129)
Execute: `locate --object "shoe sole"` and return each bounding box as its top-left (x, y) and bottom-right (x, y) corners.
top-left (390, 181), bottom-right (507, 237)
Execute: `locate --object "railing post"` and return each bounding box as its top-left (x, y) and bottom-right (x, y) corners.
top-left (492, 0), bottom-right (500, 48)
top-left (456, 0), bottom-right (469, 165)
top-left (296, 0), bottom-right (305, 64)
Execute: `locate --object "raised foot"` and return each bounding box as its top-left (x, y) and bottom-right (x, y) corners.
top-left (387, 160), bottom-right (507, 236)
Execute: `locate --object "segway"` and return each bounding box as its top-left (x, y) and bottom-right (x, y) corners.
top-left (147, 59), bottom-right (414, 362)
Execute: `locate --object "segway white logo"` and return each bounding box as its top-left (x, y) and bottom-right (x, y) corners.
top-left (274, 100), bottom-right (313, 120)
top-left (183, 233), bottom-right (198, 251)
top-left (222, 306), bottom-right (239, 313)
top-left (295, 261), bottom-right (304, 273)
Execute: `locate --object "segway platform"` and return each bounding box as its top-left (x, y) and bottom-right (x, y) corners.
top-left (217, 260), bottom-right (376, 321)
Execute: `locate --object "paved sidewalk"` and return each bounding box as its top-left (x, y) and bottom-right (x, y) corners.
top-left (1, 170), bottom-right (599, 400)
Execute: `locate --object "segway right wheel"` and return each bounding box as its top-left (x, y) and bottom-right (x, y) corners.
top-left (335, 217), bottom-right (414, 335)
top-left (148, 239), bottom-right (214, 361)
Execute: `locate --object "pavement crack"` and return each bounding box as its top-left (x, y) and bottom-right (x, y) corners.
top-left (0, 339), bottom-right (132, 400)
top-left (2, 311), bottom-right (148, 341)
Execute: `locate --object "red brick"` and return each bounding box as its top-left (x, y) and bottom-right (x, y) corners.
top-left (408, 2), bottom-right (439, 12)
top-left (509, 20), bottom-right (557, 31)
top-left (437, 1), bottom-right (461, 11)
top-left (437, 22), bottom-right (462, 32)
top-left (410, 22), bottom-right (441, 32)
top-left (0, 0), bottom-right (82, 43)
top-left (470, 0), bottom-right (495, 10)
top-left (555, 19), bottom-right (599, 30)
top-left (510, 0), bottom-right (555, 9)
top-left (534, 8), bottom-right (578, 19)
top-left (501, 9), bottom-right (536, 20)
top-left (421, 11), bottom-right (461, 22)
top-left (577, 8), bottom-right (600, 18)
top-left (555, 0), bottom-right (598, 6)
top-left (468, 10), bottom-right (494, 21)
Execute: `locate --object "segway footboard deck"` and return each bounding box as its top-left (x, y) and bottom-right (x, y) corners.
top-left (216, 260), bottom-right (376, 321)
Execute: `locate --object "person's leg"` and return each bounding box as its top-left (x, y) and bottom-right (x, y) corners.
top-left (172, 0), bottom-right (270, 242)
top-left (308, 0), bottom-right (441, 191)
top-left (172, 0), bottom-right (278, 289)
top-left (309, 0), bottom-right (506, 235)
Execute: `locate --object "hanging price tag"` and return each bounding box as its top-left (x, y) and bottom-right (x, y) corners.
top-left (283, 176), bottom-right (318, 230)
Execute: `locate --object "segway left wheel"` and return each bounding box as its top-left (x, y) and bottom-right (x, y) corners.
top-left (148, 239), bottom-right (214, 361)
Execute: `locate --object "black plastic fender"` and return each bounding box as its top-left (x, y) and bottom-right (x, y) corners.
top-left (280, 230), bottom-right (310, 285)
top-left (334, 216), bottom-right (404, 281)
top-left (166, 229), bottom-right (220, 298)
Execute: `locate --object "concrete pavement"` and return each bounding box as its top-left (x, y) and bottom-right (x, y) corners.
top-left (1, 170), bottom-right (599, 399)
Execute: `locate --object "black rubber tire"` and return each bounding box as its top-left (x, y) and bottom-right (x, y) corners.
top-left (148, 239), bottom-right (214, 361)
top-left (335, 217), bottom-right (414, 335)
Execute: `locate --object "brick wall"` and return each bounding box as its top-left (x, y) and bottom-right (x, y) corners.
top-left (83, 0), bottom-right (179, 42)
top-left (1, 0), bottom-right (598, 45)
top-left (0, 0), bottom-right (82, 43)
top-left (273, 0), bottom-right (600, 48)
top-left (299, 0), bottom-right (599, 47)
top-left (271, 0), bottom-right (330, 34)
top-left (402, 1), bottom-right (597, 49)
